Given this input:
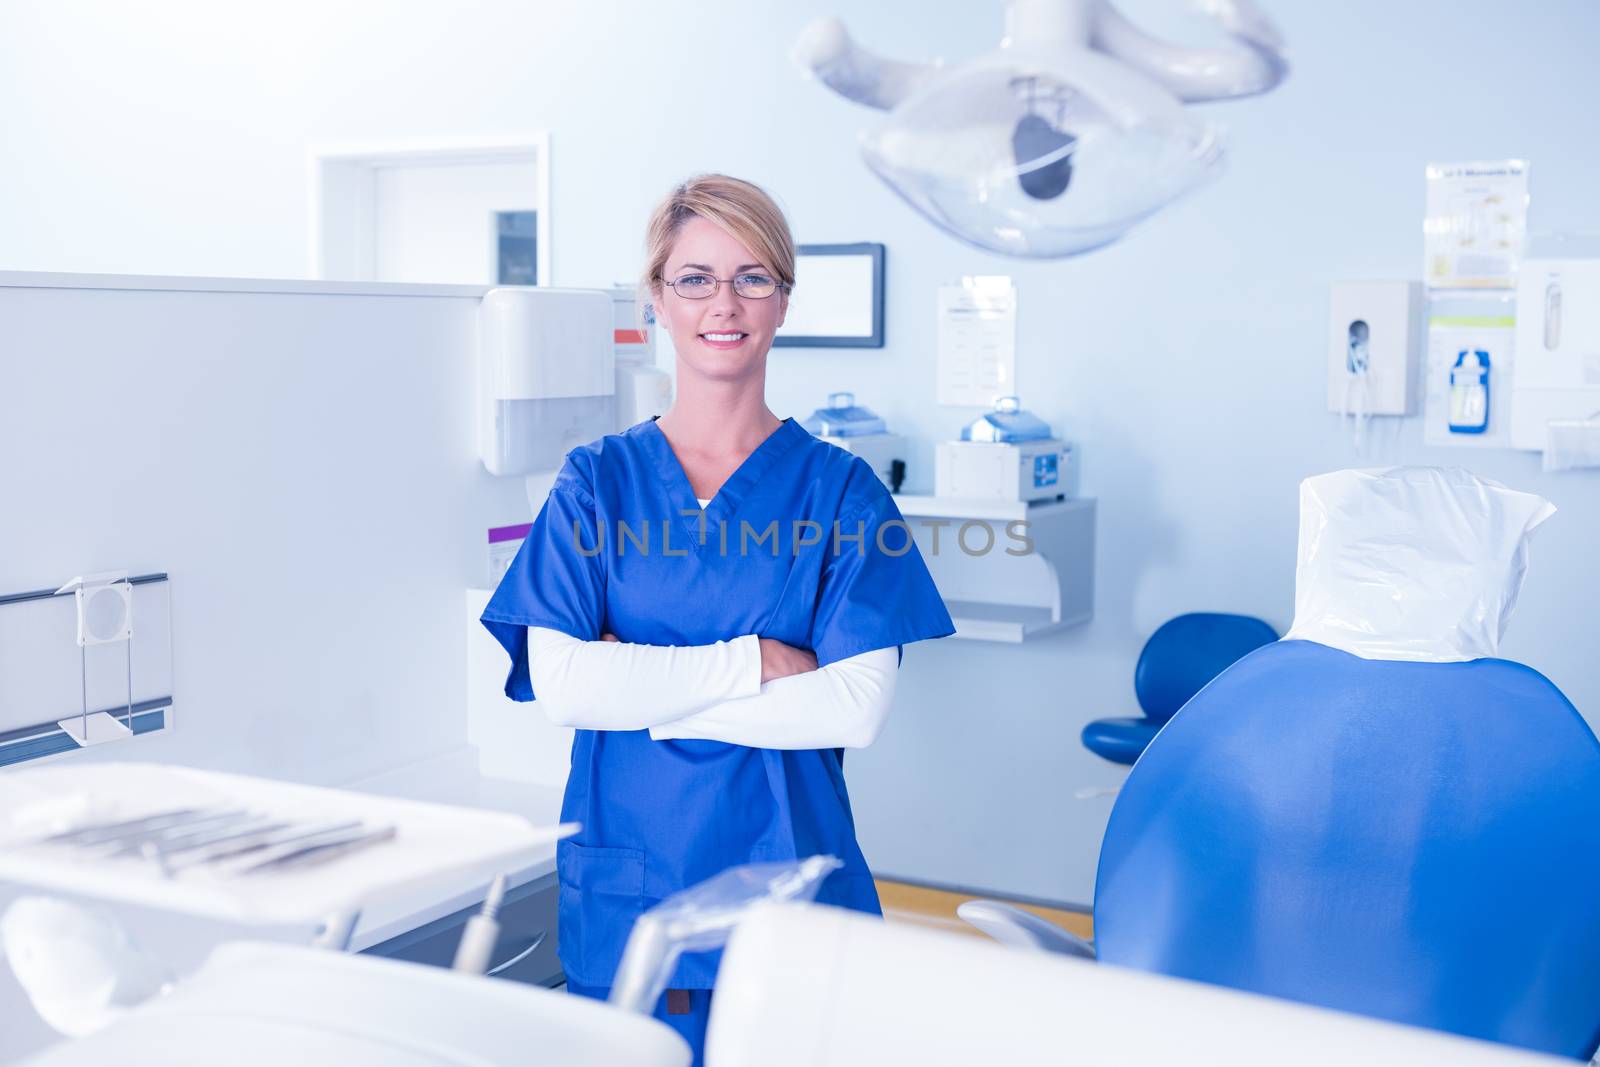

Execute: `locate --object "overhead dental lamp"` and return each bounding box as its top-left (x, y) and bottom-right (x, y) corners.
top-left (793, 0), bottom-right (1289, 257)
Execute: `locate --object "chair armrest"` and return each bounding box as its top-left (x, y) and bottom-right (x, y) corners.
top-left (955, 900), bottom-right (1096, 959)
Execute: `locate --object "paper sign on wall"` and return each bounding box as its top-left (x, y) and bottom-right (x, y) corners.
top-left (937, 277), bottom-right (1016, 407)
top-left (1423, 160), bottom-right (1529, 290)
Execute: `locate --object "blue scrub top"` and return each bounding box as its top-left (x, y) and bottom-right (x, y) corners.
top-left (482, 417), bottom-right (954, 988)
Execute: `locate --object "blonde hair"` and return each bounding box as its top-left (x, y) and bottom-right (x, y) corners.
top-left (640, 175), bottom-right (796, 316)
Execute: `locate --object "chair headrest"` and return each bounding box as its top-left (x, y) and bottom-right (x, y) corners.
top-left (1284, 467), bottom-right (1554, 662)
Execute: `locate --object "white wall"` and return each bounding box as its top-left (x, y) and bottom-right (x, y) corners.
top-left (2, 1), bottom-right (1597, 904)
top-left (0, 275), bottom-right (526, 785)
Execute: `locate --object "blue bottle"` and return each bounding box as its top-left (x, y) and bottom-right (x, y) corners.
top-left (1448, 349), bottom-right (1490, 434)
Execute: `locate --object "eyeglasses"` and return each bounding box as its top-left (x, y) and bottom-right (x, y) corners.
top-left (666, 272), bottom-right (788, 300)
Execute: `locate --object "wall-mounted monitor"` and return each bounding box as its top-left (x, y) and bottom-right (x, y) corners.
top-left (774, 243), bottom-right (885, 348)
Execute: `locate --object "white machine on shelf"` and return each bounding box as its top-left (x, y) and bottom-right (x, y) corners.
top-left (800, 392), bottom-right (907, 492)
top-left (936, 396), bottom-right (1076, 503)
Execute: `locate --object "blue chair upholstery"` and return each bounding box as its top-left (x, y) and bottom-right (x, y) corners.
top-left (1094, 639), bottom-right (1600, 1059)
top-left (1078, 717), bottom-right (1161, 765)
top-left (1081, 613), bottom-right (1278, 765)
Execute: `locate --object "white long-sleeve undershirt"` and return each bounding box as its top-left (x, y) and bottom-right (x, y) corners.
top-left (525, 627), bottom-right (898, 750)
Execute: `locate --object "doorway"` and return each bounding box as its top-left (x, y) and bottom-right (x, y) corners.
top-left (309, 135), bottom-right (551, 286)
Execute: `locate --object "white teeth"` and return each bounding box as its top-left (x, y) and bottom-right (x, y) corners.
top-left (702, 332), bottom-right (746, 342)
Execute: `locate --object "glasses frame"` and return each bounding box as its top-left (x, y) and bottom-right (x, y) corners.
top-left (663, 272), bottom-right (791, 301)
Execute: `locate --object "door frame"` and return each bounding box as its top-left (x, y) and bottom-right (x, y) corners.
top-left (307, 133), bottom-right (551, 285)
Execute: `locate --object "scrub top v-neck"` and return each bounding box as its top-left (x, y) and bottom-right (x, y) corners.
top-left (482, 416), bottom-right (954, 989)
top-left (634, 416), bottom-right (802, 574)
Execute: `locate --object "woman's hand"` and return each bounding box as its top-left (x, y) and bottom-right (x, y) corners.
top-left (758, 638), bottom-right (818, 684)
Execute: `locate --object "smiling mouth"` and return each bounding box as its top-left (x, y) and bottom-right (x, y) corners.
top-left (700, 332), bottom-right (749, 344)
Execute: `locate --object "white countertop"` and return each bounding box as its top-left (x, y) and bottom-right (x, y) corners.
top-left (342, 746), bottom-right (565, 952)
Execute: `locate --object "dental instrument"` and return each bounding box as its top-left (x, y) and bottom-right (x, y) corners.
top-left (451, 874), bottom-right (508, 975)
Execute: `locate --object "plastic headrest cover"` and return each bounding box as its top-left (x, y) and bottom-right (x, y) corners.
top-left (1284, 467), bottom-right (1555, 662)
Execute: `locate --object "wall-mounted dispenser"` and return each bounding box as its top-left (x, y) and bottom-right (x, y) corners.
top-left (1544, 281), bottom-right (1562, 351)
top-left (478, 288), bottom-right (615, 476)
top-left (1511, 257), bottom-right (1600, 452)
top-left (1326, 281), bottom-right (1423, 419)
top-left (1447, 349), bottom-right (1491, 434)
top-left (609, 287), bottom-right (673, 430)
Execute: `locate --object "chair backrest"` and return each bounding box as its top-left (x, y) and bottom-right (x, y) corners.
top-left (1094, 639), bottom-right (1600, 1059)
top-left (1133, 613), bottom-right (1278, 722)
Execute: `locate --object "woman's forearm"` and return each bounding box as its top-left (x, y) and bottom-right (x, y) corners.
top-left (648, 646), bottom-right (898, 750)
top-left (526, 626), bottom-right (761, 729)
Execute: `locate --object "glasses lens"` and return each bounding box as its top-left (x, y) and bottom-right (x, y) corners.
top-left (733, 274), bottom-right (777, 298)
top-left (673, 274), bottom-right (716, 299)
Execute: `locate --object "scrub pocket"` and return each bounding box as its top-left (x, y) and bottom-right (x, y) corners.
top-left (557, 839), bottom-right (646, 987)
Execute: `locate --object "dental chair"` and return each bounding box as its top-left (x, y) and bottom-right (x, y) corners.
top-left (9, 862), bottom-right (1568, 1067)
top-left (963, 467), bottom-right (1600, 1060)
top-left (8, 938), bottom-right (689, 1067)
top-left (1079, 612), bottom-right (1278, 764)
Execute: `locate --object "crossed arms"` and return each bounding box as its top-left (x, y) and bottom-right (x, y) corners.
top-left (526, 628), bottom-right (897, 750)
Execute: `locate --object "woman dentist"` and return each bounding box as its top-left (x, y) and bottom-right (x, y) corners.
top-left (482, 174), bottom-right (953, 1063)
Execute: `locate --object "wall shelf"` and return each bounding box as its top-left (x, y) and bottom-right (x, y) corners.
top-left (894, 495), bottom-right (1082, 522)
top-left (891, 496), bottom-right (1095, 643)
